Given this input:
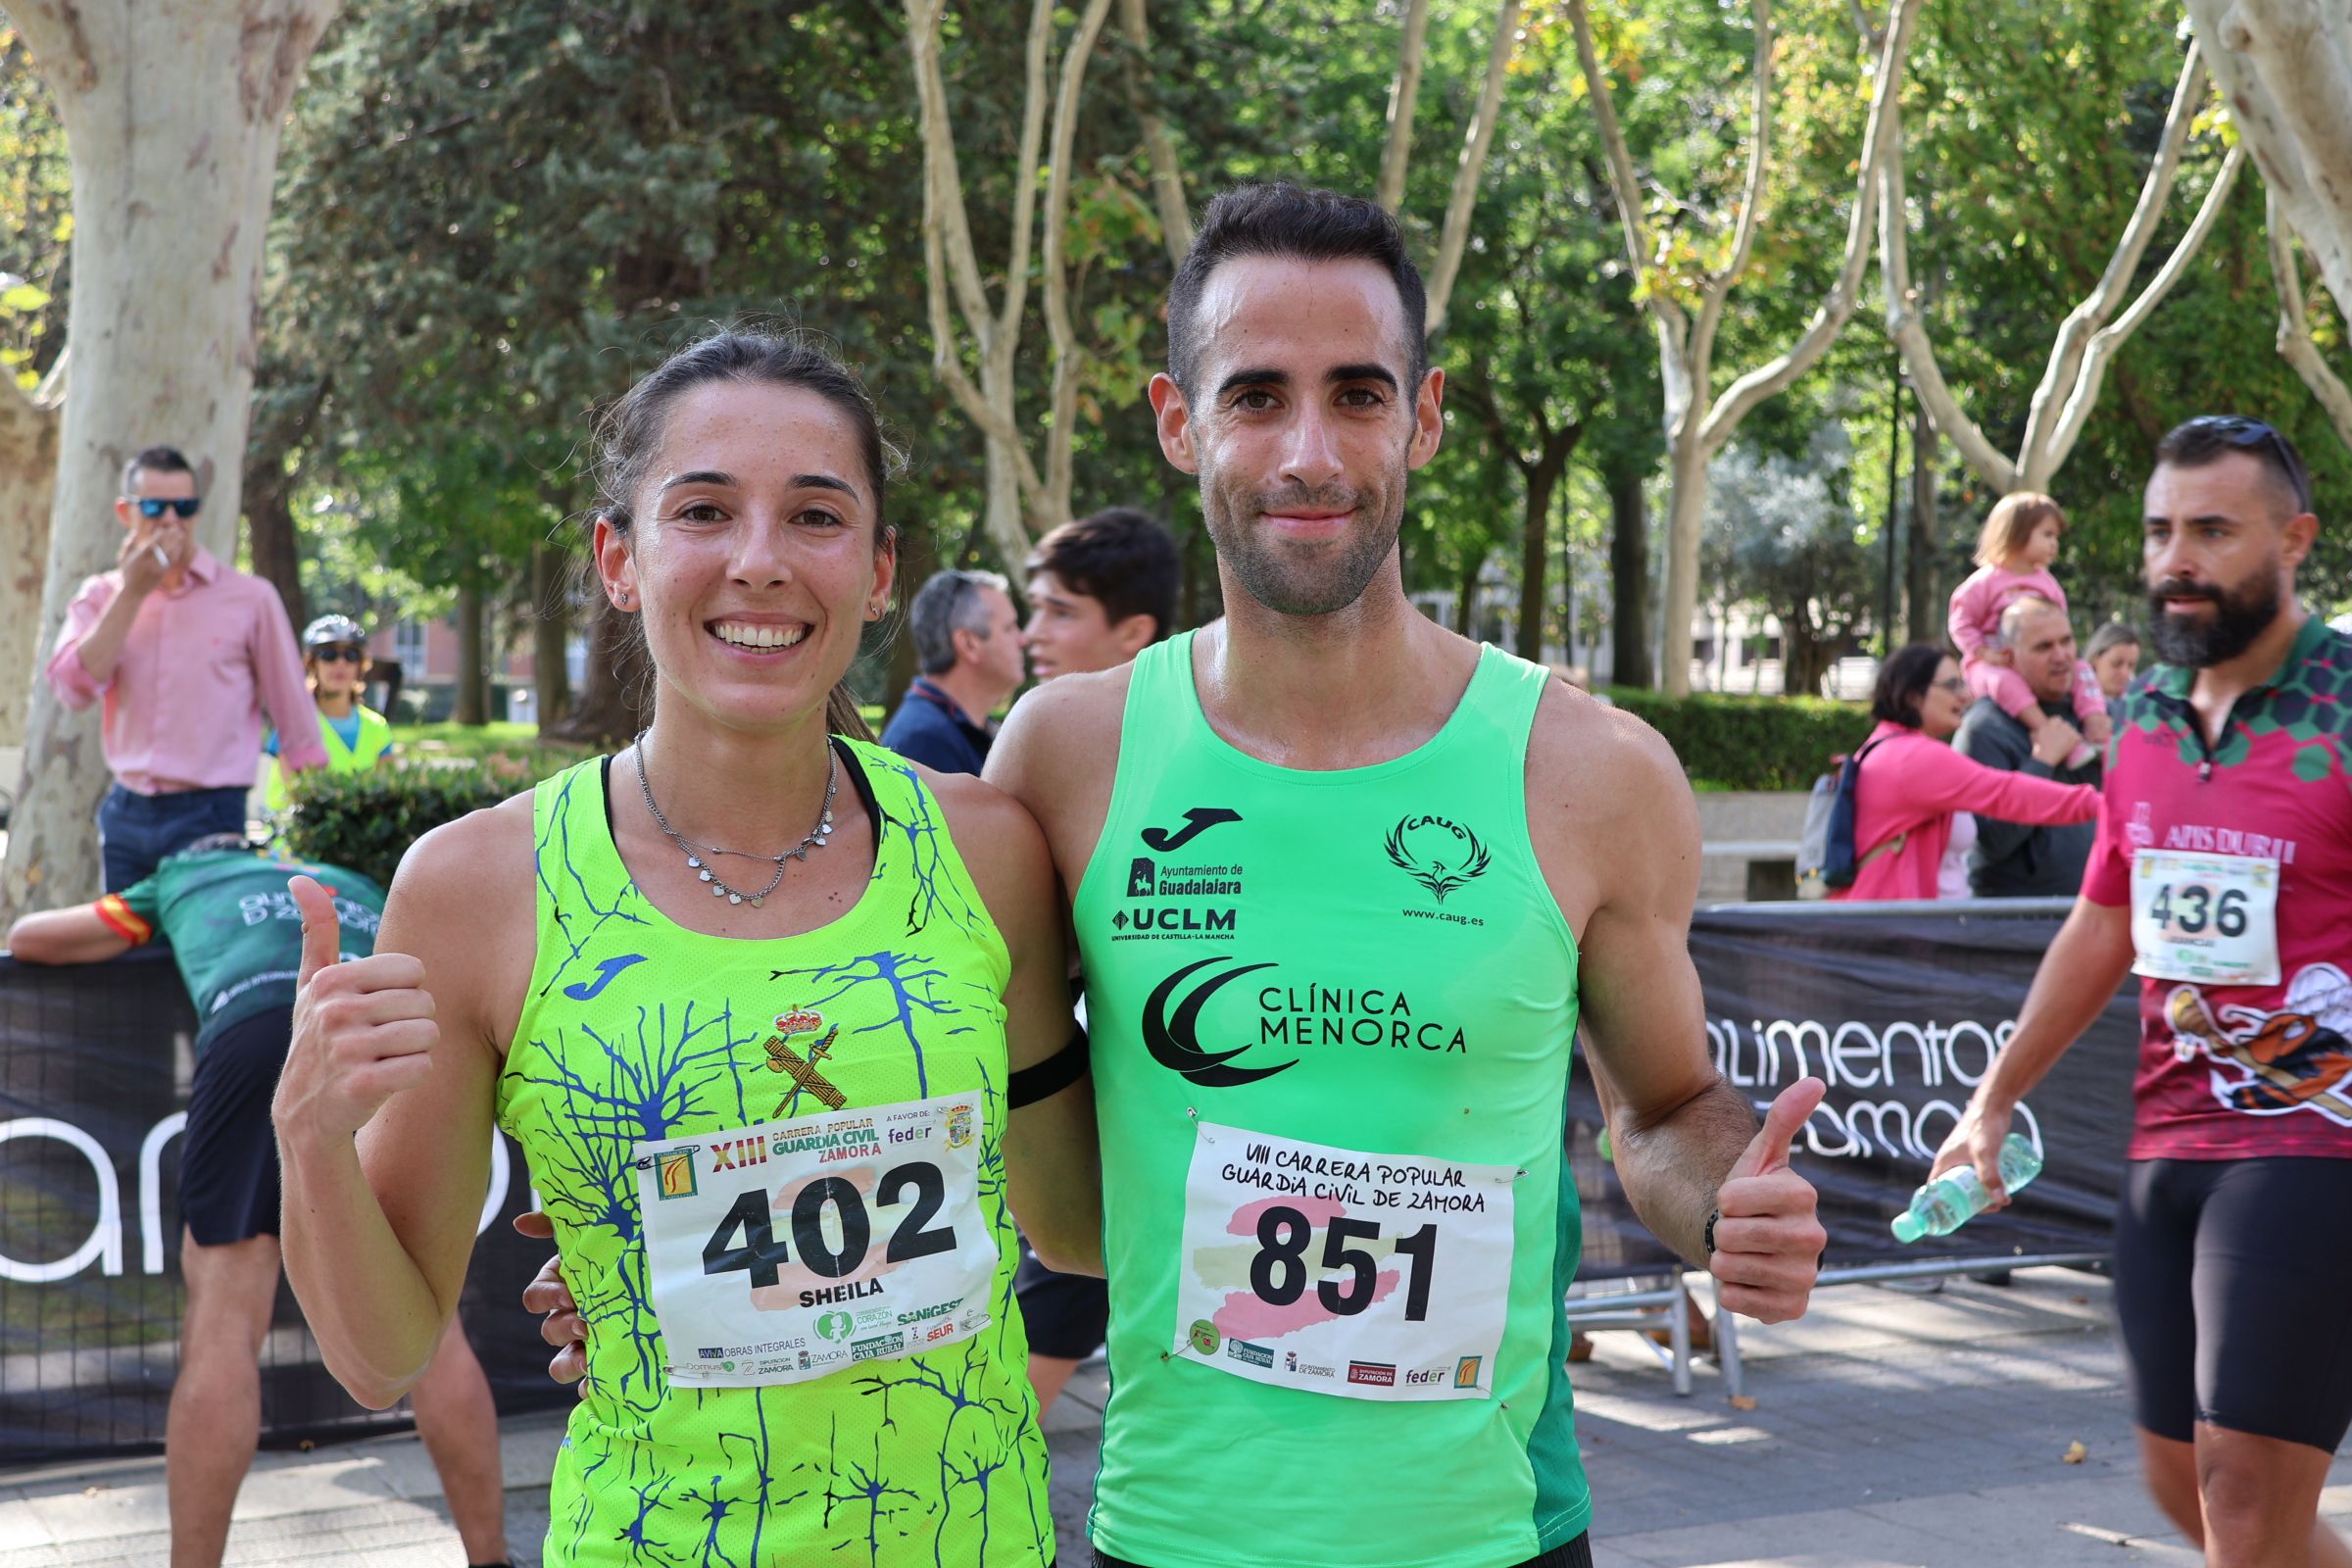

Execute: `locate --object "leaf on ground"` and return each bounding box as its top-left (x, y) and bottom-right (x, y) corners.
top-left (1728, 1394), bottom-right (1758, 1411)
top-left (2062, 1441), bottom-right (2087, 1464)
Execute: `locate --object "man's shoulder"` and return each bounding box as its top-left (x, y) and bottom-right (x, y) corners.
top-left (1953, 699), bottom-right (2028, 760)
top-left (1526, 681), bottom-right (1692, 832)
top-left (998, 661), bottom-right (1134, 754)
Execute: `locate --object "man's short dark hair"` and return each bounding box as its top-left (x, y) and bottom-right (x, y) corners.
top-left (908, 568), bottom-right (1006, 676)
top-left (1166, 181), bottom-right (1428, 398)
top-left (122, 445), bottom-right (194, 494)
top-left (1026, 508), bottom-right (1180, 642)
top-left (2153, 416), bottom-right (2314, 516)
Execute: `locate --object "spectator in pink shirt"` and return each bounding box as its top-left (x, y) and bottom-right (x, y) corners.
top-left (45, 446), bottom-right (326, 890)
top-left (1830, 643), bottom-right (2100, 903)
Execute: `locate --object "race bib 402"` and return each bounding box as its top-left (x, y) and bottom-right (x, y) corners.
top-left (633, 1096), bottom-right (996, 1388)
top-left (1173, 1122), bottom-right (1518, 1402)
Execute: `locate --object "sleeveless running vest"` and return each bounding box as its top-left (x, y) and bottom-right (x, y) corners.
top-left (1078, 634), bottom-right (1588, 1568)
top-left (266, 704), bottom-right (393, 809)
top-left (499, 742), bottom-right (1052, 1567)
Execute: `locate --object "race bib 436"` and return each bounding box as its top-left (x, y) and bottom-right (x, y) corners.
top-left (2131, 850), bottom-right (2281, 987)
top-left (633, 1096), bottom-right (996, 1388)
top-left (1173, 1122), bottom-right (1518, 1401)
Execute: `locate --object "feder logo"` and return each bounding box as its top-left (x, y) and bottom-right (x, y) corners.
top-left (1143, 956), bottom-right (1295, 1087)
top-left (1385, 813), bottom-right (1491, 904)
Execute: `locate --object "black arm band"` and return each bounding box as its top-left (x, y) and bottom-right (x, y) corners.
top-left (1008, 1025), bottom-right (1090, 1109)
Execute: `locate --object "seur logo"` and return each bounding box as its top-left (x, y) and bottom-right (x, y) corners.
top-left (1385, 813), bottom-right (1491, 904)
top-left (1143, 956), bottom-right (1294, 1087)
top-left (1142, 808), bottom-right (1242, 854)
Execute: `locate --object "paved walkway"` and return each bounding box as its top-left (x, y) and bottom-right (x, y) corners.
top-left (2, 1267), bottom-right (2346, 1566)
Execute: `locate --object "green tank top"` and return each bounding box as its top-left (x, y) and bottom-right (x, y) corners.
top-left (499, 741), bottom-right (1052, 1567)
top-left (1078, 635), bottom-right (1587, 1568)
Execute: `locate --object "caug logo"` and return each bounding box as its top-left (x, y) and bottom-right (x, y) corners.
top-left (1385, 813), bottom-right (1491, 904)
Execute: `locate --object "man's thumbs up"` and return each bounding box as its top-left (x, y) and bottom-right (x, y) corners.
top-left (292, 874), bottom-right (344, 986)
top-left (271, 876), bottom-right (440, 1146)
top-left (1727, 1076), bottom-right (1827, 1183)
top-left (1709, 1077), bottom-right (1830, 1326)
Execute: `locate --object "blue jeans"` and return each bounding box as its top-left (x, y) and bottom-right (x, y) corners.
top-left (97, 784), bottom-right (248, 892)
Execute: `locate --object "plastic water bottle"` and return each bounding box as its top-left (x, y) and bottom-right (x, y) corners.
top-left (1890, 1135), bottom-right (2042, 1243)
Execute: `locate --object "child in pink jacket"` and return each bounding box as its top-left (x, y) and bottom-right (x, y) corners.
top-left (1947, 492), bottom-right (2111, 760)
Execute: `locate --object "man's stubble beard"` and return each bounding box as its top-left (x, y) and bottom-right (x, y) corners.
top-left (1197, 453), bottom-right (1410, 619)
top-left (2145, 557), bottom-right (2283, 669)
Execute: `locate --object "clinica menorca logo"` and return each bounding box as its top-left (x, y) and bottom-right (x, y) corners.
top-left (1144, 956), bottom-right (1295, 1087)
top-left (1384, 813), bottom-right (1491, 903)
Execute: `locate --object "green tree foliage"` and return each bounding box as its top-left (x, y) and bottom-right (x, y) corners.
top-left (1894, 0), bottom-right (2352, 612)
top-left (1703, 427), bottom-right (1874, 697)
top-left (0, 21), bottom-right (67, 391)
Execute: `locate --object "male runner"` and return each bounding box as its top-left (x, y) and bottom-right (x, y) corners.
top-left (1935, 416), bottom-right (2352, 1568)
top-left (988, 182), bottom-right (1827, 1568)
top-left (5, 835), bottom-right (511, 1568)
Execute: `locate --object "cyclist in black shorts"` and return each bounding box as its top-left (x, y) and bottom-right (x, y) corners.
top-left (1937, 417), bottom-right (2352, 1568)
top-left (5, 835), bottom-right (514, 1568)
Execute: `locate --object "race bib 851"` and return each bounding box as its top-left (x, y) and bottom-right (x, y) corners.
top-left (1172, 1121), bottom-right (1518, 1402)
top-left (632, 1096), bottom-right (996, 1388)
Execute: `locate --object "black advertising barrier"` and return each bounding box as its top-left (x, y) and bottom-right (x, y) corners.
top-left (1567, 896), bottom-right (2135, 1279)
top-left (0, 948), bottom-right (571, 1466)
top-left (4, 898), bottom-right (2134, 1464)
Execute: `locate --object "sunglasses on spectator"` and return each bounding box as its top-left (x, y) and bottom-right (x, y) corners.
top-left (132, 497), bottom-right (202, 519)
top-left (312, 645), bottom-right (366, 663)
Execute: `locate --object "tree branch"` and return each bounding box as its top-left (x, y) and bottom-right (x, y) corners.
top-left (2016, 41), bottom-right (2205, 474)
top-left (2186, 0), bottom-right (2352, 323)
top-left (1042, 0), bottom-right (1116, 526)
top-left (1378, 0), bottom-right (1433, 215)
top-left (2267, 186), bottom-right (2352, 450)
top-left (1567, 0), bottom-right (1691, 424)
top-left (1425, 0), bottom-right (1521, 336)
top-left (1878, 140), bottom-right (2020, 492)
top-left (904, 0), bottom-right (995, 338)
top-left (1701, 0), bottom-right (1923, 451)
top-left (996, 0), bottom-right (1057, 345)
top-left (2042, 143), bottom-right (2247, 478)
top-left (1690, 0), bottom-right (1776, 364)
top-left (1117, 0), bottom-right (1193, 262)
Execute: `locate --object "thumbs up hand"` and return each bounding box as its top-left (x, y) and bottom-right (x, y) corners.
top-left (271, 874), bottom-right (439, 1144)
top-left (1708, 1077), bottom-right (1830, 1324)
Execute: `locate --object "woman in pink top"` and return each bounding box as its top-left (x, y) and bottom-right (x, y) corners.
top-left (1831, 644), bottom-right (2101, 902)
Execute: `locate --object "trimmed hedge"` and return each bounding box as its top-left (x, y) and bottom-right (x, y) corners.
top-left (278, 761), bottom-right (530, 891)
top-left (1603, 687), bottom-right (1867, 792)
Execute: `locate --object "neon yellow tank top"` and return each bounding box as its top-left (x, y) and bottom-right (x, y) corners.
top-left (499, 742), bottom-right (1053, 1566)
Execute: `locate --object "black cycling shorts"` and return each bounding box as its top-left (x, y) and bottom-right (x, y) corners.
top-left (180, 1009), bottom-right (295, 1249)
top-left (1015, 1237), bottom-right (1109, 1360)
top-left (2114, 1155), bottom-right (2352, 1453)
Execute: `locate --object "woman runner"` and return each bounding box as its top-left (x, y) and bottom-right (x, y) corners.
top-left (272, 331), bottom-right (1101, 1566)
